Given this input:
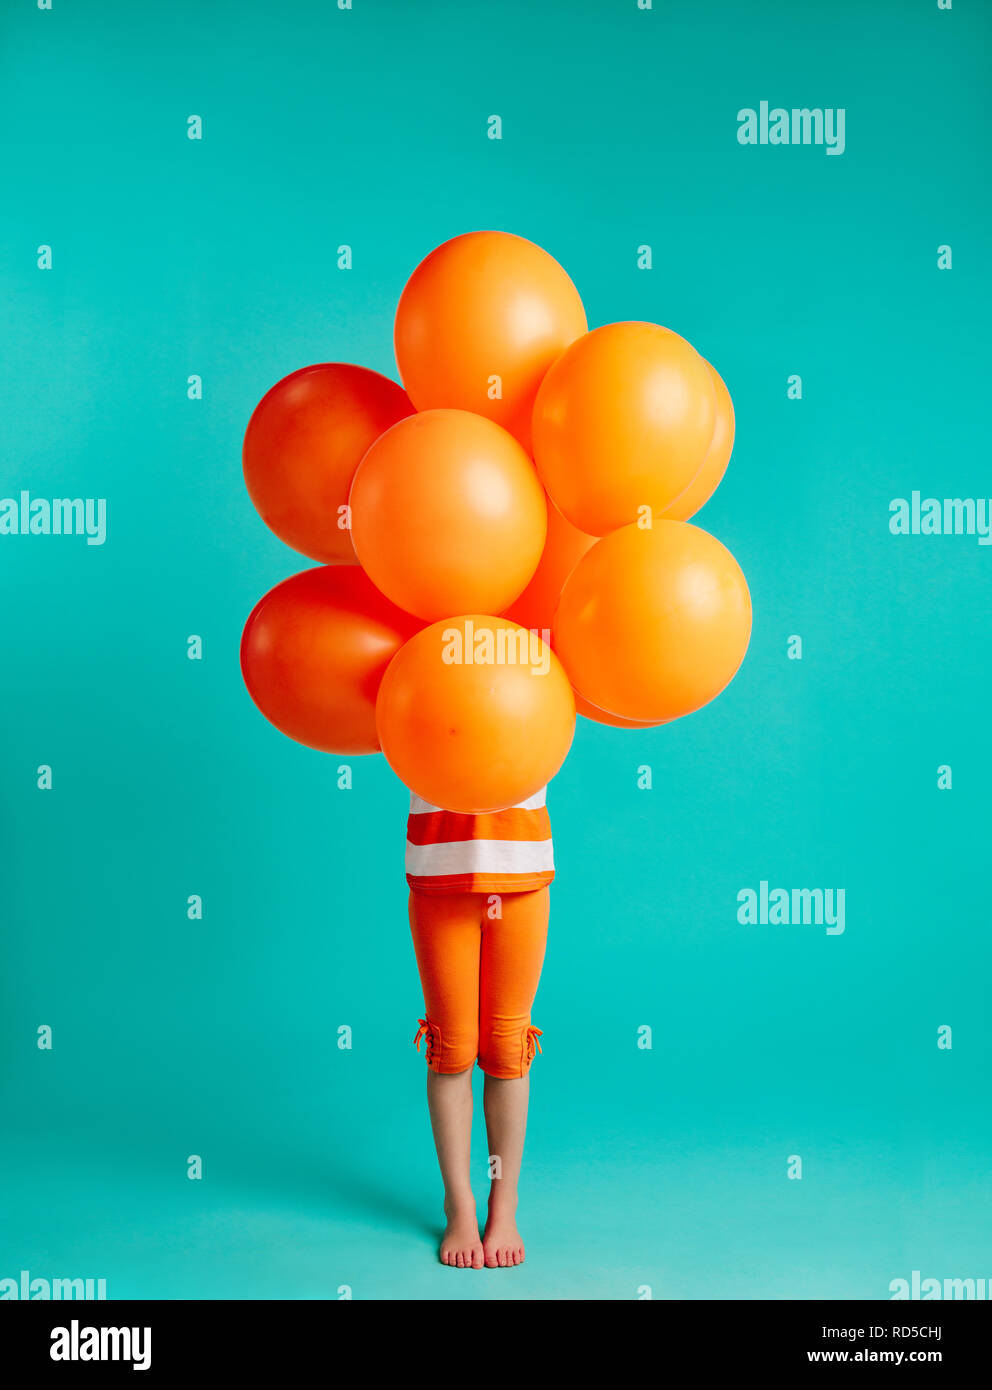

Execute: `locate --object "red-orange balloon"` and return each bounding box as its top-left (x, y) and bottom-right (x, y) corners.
top-left (375, 616), bottom-right (575, 812)
top-left (503, 500), bottom-right (596, 635)
top-left (243, 363), bottom-right (413, 563)
top-left (393, 231), bottom-right (587, 452)
top-left (554, 522), bottom-right (752, 723)
top-left (532, 322), bottom-right (716, 534)
top-left (241, 565), bottom-right (421, 754)
top-left (349, 409), bottom-right (547, 621)
top-left (660, 361), bottom-right (735, 521)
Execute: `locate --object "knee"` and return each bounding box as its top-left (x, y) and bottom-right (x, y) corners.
top-left (477, 1021), bottom-right (543, 1080)
top-left (413, 1017), bottom-right (478, 1075)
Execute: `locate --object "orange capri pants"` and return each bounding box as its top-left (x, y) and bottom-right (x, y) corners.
top-left (409, 887), bottom-right (549, 1079)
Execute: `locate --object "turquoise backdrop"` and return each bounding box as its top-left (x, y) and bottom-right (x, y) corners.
top-left (2, 0), bottom-right (990, 1300)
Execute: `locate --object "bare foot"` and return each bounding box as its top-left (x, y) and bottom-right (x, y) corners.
top-left (483, 1202), bottom-right (525, 1267)
top-left (440, 1201), bottom-right (484, 1268)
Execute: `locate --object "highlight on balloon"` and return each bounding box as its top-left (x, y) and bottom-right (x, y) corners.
top-left (239, 229), bottom-right (751, 809)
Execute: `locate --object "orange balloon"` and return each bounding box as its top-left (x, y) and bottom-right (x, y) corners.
top-left (240, 565), bottom-right (421, 754)
top-left (349, 409), bottom-right (547, 621)
top-left (503, 500), bottom-right (596, 635)
top-left (393, 231), bottom-right (587, 452)
top-left (375, 616), bottom-right (576, 812)
top-left (532, 322), bottom-right (716, 535)
top-left (243, 363), bottom-right (413, 564)
top-left (554, 522), bottom-right (752, 723)
top-left (660, 361), bottom-right (735, 521)
top-left (573, 690), bottom-right (665, 729)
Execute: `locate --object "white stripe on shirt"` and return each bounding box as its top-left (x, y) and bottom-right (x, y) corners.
top-left (405, 837), bottom-right (555, 878)
top-left (409, 786), bottom-right (547, 816)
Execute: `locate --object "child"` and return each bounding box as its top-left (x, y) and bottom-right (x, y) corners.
top-left (406, 785), bottom-right (553, 1269)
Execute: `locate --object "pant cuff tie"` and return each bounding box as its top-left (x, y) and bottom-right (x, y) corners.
top-left (413, 1017), bottom-right (440, 1067)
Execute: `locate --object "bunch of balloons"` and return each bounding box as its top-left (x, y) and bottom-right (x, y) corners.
top-left (240, 231), bottom-right (751, 813)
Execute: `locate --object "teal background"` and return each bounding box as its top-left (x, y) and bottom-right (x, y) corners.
top-left (2, 0), bottom-right (990, 1301)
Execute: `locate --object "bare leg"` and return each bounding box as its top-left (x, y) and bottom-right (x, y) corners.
top-left (478, 886), bottom-right (548, 1268)
top-left (427, 1068), bottom-right (484, 1268)
top-left (482, 1074), bottom-right (529, 1266)
top-left (409, 890), bottom-right (484, 1269)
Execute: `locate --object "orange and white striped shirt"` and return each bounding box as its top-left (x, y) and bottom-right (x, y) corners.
top-left (406, 787), bottom-right (554, 895)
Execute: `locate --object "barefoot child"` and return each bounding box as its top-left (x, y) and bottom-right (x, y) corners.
top-left (406, 785), bottom-right (553, 1269)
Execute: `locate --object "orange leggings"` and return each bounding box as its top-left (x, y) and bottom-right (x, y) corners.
top-left (409, 887), bottom-right (549, 1079)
